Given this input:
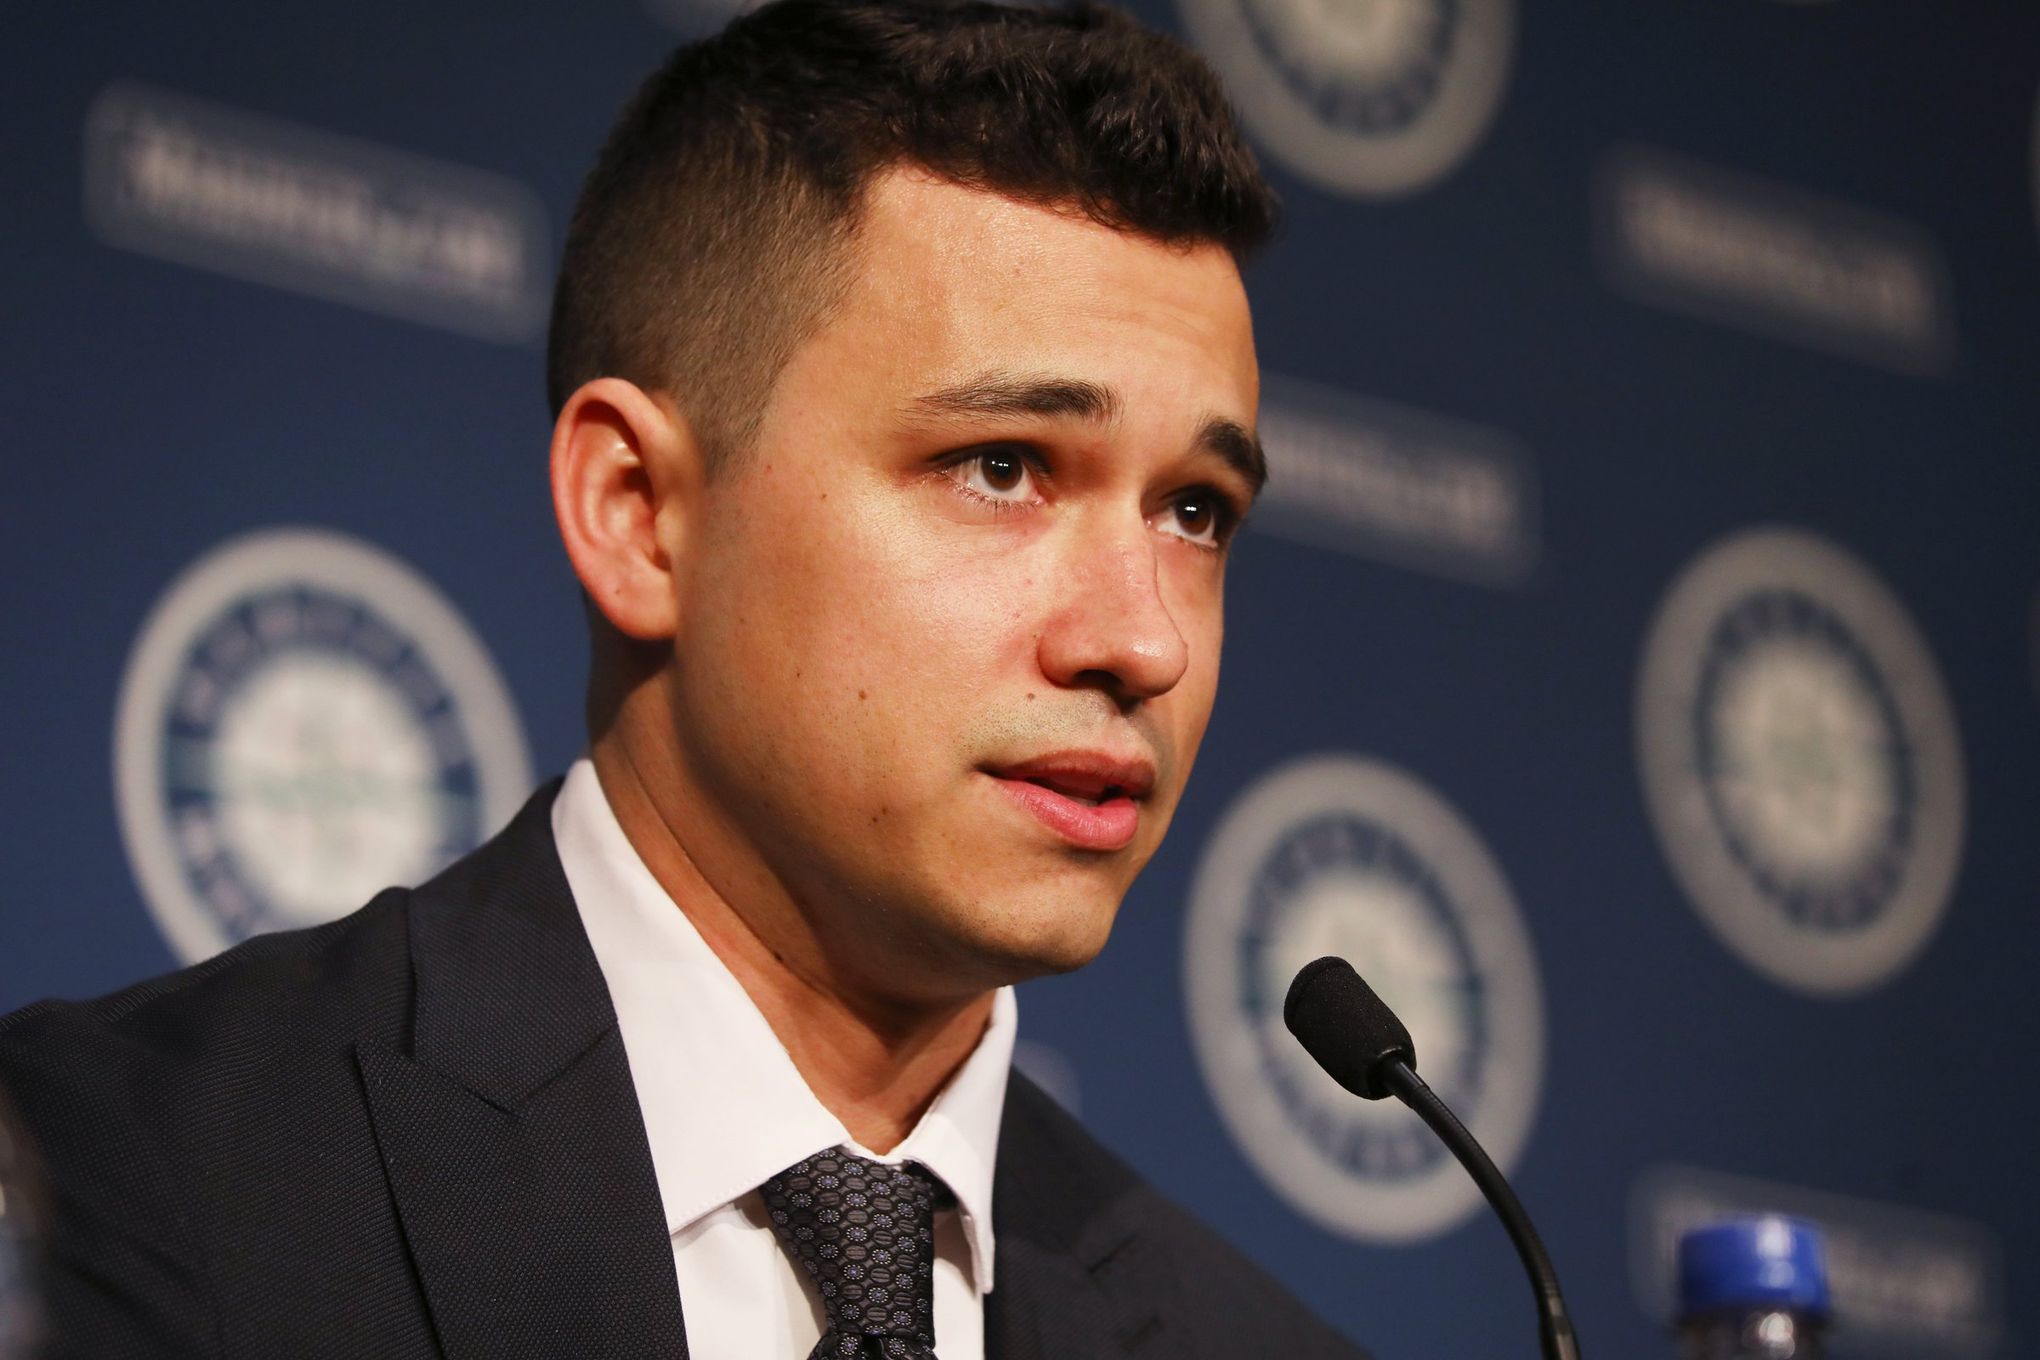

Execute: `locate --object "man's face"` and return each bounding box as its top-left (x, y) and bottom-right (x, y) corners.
top-left (662, 168), bottom-right (1260, 1003)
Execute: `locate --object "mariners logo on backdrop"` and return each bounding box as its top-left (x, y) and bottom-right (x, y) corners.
top-left (84, 84), bottom-right (550, 342)
top-left (1595, 147), bottom-right (1955, 375)
top-left (114, 529), bottom-right (533, 964)
top-left (1185, 755), bottom-right (1544, 1242)
top-left (1176, 0), bottom-right (1513, 197)
top-left (1637, 527), bottom-right (1964, 996)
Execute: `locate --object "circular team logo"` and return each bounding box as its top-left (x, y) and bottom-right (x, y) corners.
top-left (1176, 0), bottom-right (1513, 198)
top-left (114, 528), bottom-right (533, 964)
top-left (1185, 755), bottom-right (1545, 1242)
top-left (1637, 527), bottom-right (1964, 996)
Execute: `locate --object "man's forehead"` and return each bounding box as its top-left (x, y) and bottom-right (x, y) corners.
top-left (761, 166), bottom-right (1261, 458)
top-left (858, 165), bottom-right (1086, 247)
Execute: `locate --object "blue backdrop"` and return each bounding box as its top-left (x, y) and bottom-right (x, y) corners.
top-left (7, 2), bottom-right (2038, 1356)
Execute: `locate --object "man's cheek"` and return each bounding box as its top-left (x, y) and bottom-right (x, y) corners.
top-left (893, 559), bottom-right (1040, 667)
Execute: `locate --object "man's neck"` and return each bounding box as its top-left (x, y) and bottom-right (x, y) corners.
top-left (589, 739), bottom-right (994, 1154)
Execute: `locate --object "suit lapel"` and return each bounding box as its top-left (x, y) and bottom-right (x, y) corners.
top-left (987, 1075), bottom-right (1182, 1359)
top-left (352, 789), bottom-right (1174, 1359)
top-left (357, 787), bottom-right (688, 1359)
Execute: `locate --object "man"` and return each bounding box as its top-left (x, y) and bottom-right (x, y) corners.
top-left (0, 1), bottom-right (1367, 1355)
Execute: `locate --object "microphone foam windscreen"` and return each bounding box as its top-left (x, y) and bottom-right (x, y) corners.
top-left (1283, 956), bottom-right (1417, 1100)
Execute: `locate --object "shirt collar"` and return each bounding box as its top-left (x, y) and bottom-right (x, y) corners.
top-left (551, 758), bottom-right (1014, 1293)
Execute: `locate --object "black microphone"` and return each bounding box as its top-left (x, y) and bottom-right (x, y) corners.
top-left (1285, 956), bottom-right (1582, 1360)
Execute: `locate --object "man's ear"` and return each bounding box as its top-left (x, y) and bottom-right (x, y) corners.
top-left (550, 377), bottom-right (702, 642)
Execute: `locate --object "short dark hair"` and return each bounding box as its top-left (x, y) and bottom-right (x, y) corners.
top-left (546, 0), bottom-right (1276, 464)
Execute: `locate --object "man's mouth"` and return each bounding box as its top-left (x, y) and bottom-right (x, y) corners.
top-left (1015, 774), bottom-right (1129, 807)
top-left (981, 751), bottom-right (1156, 851)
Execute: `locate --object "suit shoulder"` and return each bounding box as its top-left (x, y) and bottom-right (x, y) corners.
top-left (999, 1075), bottom-right (1370, 1358)
top-left (0, 886), bottom-right (413, 1097)
top-left (0, 892), bottom-right (415, 1359)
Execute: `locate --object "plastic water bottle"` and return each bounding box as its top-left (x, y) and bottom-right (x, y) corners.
top-left (1675, 1216), bottom-right (1832, 1359)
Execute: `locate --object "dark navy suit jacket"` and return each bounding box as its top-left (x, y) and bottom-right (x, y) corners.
top-left (0, 785), bottom-right (1367, 1358)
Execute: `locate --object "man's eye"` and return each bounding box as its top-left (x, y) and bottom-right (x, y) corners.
top-left (1159, 492), bottom-right (1229, 548)
top-left (949, 448), bottom-right (1041, 504)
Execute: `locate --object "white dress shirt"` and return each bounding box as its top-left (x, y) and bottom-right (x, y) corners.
top-left (552, 759), bottom-right (1015, 1359)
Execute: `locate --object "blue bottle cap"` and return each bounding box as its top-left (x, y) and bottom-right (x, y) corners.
top-left (1678, 1216), bottom-right (1832, 1318)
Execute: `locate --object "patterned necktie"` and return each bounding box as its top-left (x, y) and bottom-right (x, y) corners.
top-left (761, 1147), bottom-right (944, 1359)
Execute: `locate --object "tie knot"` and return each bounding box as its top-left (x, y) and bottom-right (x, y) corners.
top-left (762, 1148), bottom-right (943, 1358)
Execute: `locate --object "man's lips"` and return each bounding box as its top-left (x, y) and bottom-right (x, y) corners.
top-left (981, 751), bottom-right (1156, 852)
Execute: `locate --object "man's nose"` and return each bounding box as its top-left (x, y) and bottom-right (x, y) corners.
top-left (1036, 524), bottom-right (1190, 706)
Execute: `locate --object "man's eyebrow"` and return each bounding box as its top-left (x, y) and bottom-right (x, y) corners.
top-left (906, 371), bottom-right (1265, 495)
top-left (1197, 415), bottom-right (1267, 496)
top-left (908, 372), bottom-right (1121, 423)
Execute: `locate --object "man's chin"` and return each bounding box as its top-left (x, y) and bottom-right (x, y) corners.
top-left (951, 897), bottom-right (1122, 988)
top-left (846, 882), bottom-right (1122, 1001)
